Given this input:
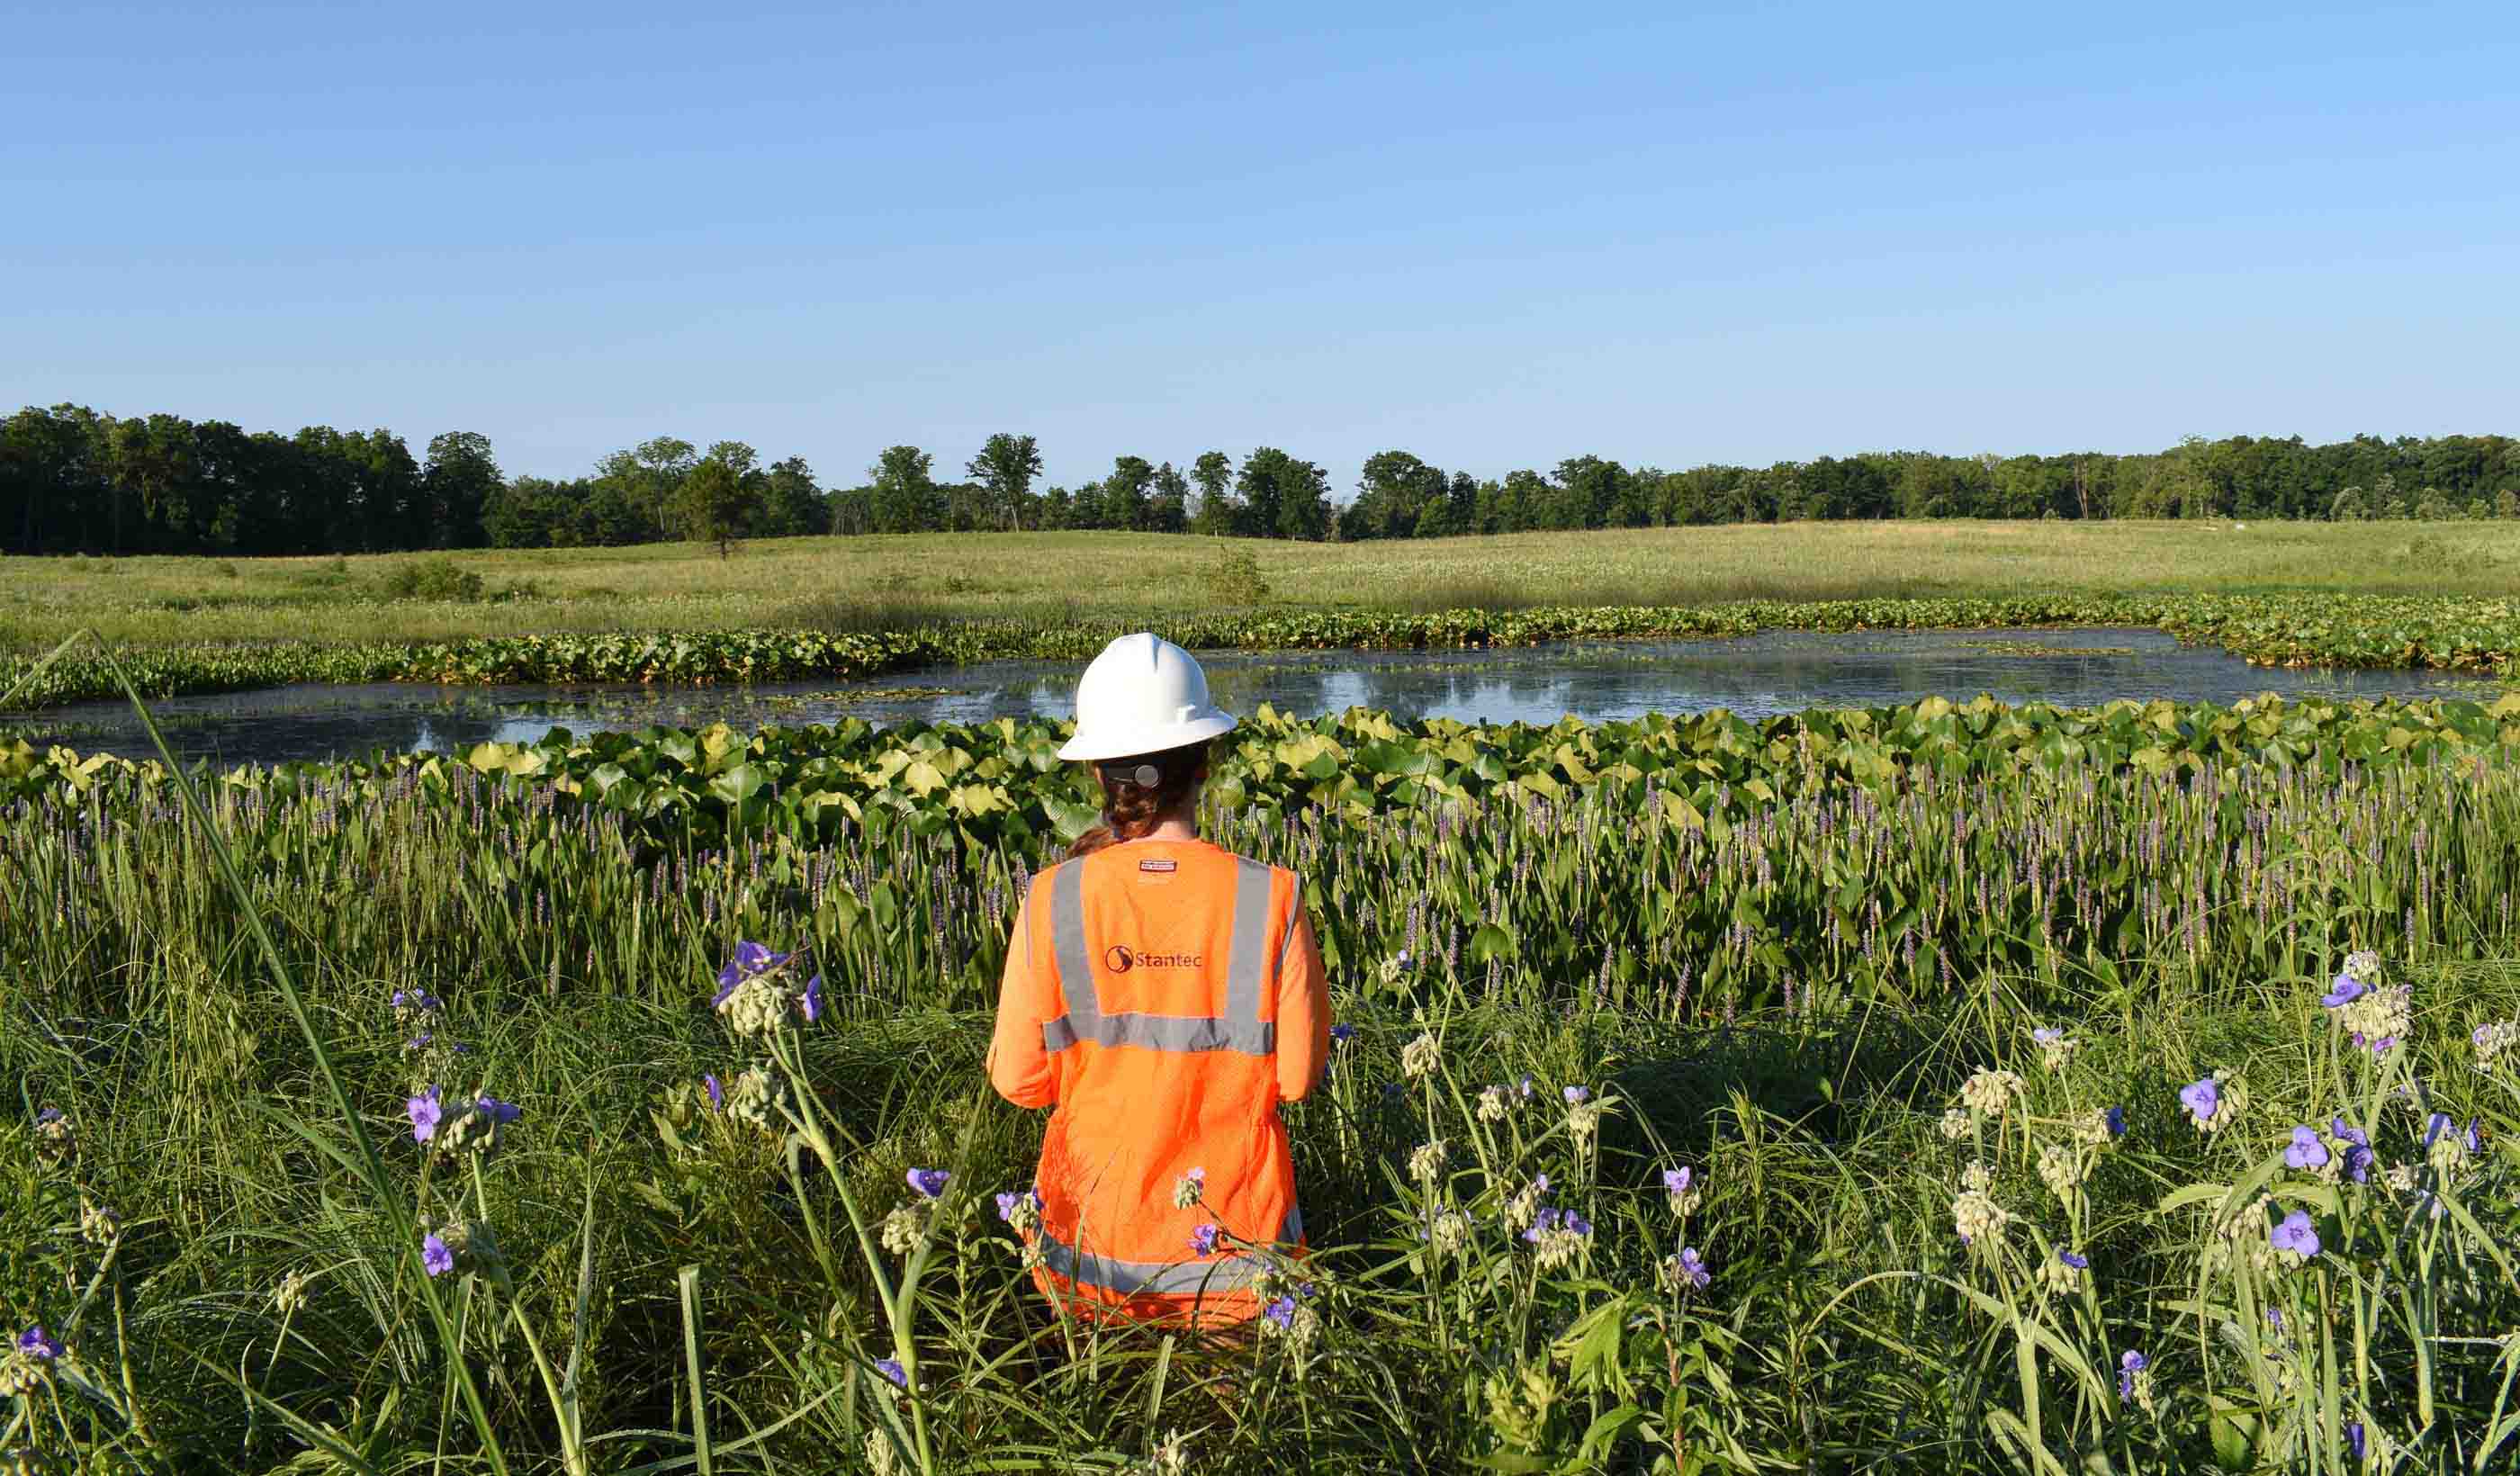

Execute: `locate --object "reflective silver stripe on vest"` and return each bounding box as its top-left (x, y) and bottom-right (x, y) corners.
top-left (1040, 855), bottom-right (1280, 1058)
top-left (1037, 1203), bottom-right (1305, 1297)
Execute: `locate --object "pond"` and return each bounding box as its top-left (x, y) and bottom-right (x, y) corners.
top-left (9, 627), bottom-right (2486, 768)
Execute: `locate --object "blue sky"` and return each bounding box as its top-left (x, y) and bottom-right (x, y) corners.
top-left (6, 1), bottom-right (2516, 490)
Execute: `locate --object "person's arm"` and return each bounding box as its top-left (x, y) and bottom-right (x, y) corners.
top-left (988, 894), bottom-right (1060, 1108)
top-left (1274, 892), bottom-right (1330, 1102)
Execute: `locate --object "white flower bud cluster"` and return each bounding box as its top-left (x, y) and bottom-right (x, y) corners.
top-left (1961, 1161), bottom-right (1994, 1193)
top-left (1951, 1190), bottom-right (2010, 1246)
top-left (2036, 1144), bottom-right (2088, 1203)
top-left (1526, 1222), bottom-right (1588, 1273)
top-left (2030, 1029), bottom-right (2080, 1074)
top-left (1428, 1208), bottom-right (1474, 1259)
top-left (274, 1270), bottom-right (312, 1316)
top-left (1142, 1427), bottom-right (1192, 1476)
top-left (1408, 1140), bottom-right (1448, 1182)
top-left (32, 1111), bottom-right (73, 1166)
top-left (1565, 1096), bottom-right (1609, 1144)
top-left (2474, 1021), bottom-right (2520, 1075)
top-left (2343, 950), bottom-right (2381, 982)
top-left (1171, 1169), bottom-right (1206, 1210)
top-left (0, 1353), bottom-right (50, 1400)
top-left (2037, 1255), bottom-right (2084, 1298)
top-left (1503, 1180), bottom-right (1546, 1234)
top-left (717, 975), bottom-right (795, 1040)
top-left (78, 1197), bottom-right (120, 1246)
top-left (1476, 1085), bottom-right (1509, 1122)
top-left (2074, 1109), bottom-right (2117, 1147)
top-left (2335, 986), bottom-right (2412, 1056)
top-left (879, 1202), bottom-right (930, 1257)
top-left (1958, 1069), bottom-right (2026, 1117)
top-left (1939, 1109), bottom-right (1973, 1141)
top-left (863, 1431), bottom-right (904, 1476)
top-left (725, 1066), bottom-right (783, 1131)
top-left (1400, 1032), bottom-right (1440, 1081)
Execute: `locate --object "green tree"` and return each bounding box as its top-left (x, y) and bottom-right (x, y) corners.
top-left (423, 431), bottom-right (502, 549)
top-left (679, 443), bottom-right (763, 556)
top-left (1235, 447), bottom-right (1330, 540)
top-left (868, 446), bottom-right (942, 533)
top-left (1189, 452), bottom-right (1237, 534)
top-left (1149, 462), bottom-right (1190, 533)
top-left (756, 455), bottom-right (825, 536)
top-left (967, 433), bottom-right (1043, 531)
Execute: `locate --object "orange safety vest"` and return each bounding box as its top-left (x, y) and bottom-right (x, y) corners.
top-left (988, 837), bottom-right (1329, 1326)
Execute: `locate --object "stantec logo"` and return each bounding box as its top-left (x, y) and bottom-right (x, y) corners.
top-left (1103, 944), bottom-right (1204, 974)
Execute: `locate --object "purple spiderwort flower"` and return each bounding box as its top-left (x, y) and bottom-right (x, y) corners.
top-left (875, 1357), bottom-right (907, 1389)
top-left (799, 973), bottom-right (824, 1023)
top-left (403, 1032), bottom-right (432, 1053)
top-left (2178, 1076), bottom-right (2220, 1126)
top-left (905, 1168), bottom-right (950, 1200)
top-left (475, 1094), bottom-right (521, 1125)
top-left (1189, 1223), bottom-right (1220, 1256)
top-left (994, 1188), bottom-right (1042, 1222)
top-left (703, 1074), bottom-right (724, 1111)
top-left (1516, 1074), bottom-right (1535, 1100)
top-left (2322, 975), bottom-right (2365, 1008)
top-left (1329, 1023), bottom-right (1355, 1047)
top-left (2118, 1349), bottom-right (2146, 1403)
top-left (2331, 1117), bottom-right (2370, 1148)
top-left (2031, 1026), bottom-right (2064, 1045)
top-left (1562, 1084), bottom-right (1590, 1104)
top-left (2059, 1250), bottom-right (2090, 1270)
top-left (34, 1108), bottom-right (62, 1129)
top-left (2347, 1421), bottom-right (2365, 1460)
top-left (421, 1234), bottom-right (454, 1277)
top-left (1264, 1295), bottom-right (1297, 1328)
top-left (2272, 1210), bottom-right (2321, 1259)
top-left (1674, 1246), bottom-right (1710, 1289)
top-left (714, 942), bottom-right (789, 1005)
top-left (16, 1327), bottom-right (62, 1361)
top-left (2285, 1125), bottom-right (2330, 1170)
top-left (392, 988), bottom-right (441, 1012)
top-left (1523, 1208), bottom-right (1561, 1243)
top-left (407, 1085), bottom-right (445, 1144)
top-left (2103, 1105), bottom-right (2128, 1138)
top-left (1663, 1166), bottom-right (1694, 1198)
top-left (1562, 1211), bottom-right (1593, 1237)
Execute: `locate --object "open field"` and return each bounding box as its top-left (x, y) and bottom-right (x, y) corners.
top-left (5, 519), bottom-right (2517, 654)
top-left (9, 695), bottom-right (2520, 1471)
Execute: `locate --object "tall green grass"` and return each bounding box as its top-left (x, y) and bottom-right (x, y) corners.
top-left (6, 660), bottom-right (2520, 1469)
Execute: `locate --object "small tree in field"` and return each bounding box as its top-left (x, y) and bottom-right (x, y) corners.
top-left (680, 455), bottom-right (759, 558)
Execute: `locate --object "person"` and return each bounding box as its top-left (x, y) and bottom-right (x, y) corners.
top-left (988, 632), bottom-right (1330, 1327)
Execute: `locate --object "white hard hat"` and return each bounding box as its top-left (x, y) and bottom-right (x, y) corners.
top-left (1057, 633), bottom-right (1238, 761)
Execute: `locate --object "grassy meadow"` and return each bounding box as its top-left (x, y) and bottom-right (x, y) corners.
top-left (5, 519), bottom-right (2517, 655)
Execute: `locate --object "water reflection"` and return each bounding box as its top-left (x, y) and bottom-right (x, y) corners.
top-left (9, 628), bottom-right (2481, 768)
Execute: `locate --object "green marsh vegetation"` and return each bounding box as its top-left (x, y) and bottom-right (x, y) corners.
top-left (10, 674), bottom-right (2520, 1471)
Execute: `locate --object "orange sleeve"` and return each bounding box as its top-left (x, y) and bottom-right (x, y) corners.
top-left (1274, 886), bottom-right (1330, 1102)
top-left (987, 892), bottom-right (1060, 1109)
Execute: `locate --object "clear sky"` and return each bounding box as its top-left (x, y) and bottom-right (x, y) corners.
top-left (6, 1), bottom-right (2516, 490)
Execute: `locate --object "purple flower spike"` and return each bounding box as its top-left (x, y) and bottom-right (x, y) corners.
top-left (1189, 1223), bottom-right (1220, 1256)
top-left (2284, 1125), bottom-right (2330, 1170)
top-left (905, 1168), bottom-right (950, 1200)
top-left (2322, 975), bottom-right (2365, 1008)
top-left (421, 1234), bottom-right (454, 1277)
top-left (407, 1085), bottom-right (445, 1144)
top-left (875, 1357), bottom-right (907, 1389)
top-left (2271, 1210), bottom-right (2321, 1259)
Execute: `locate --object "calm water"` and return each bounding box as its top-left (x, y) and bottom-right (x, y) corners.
top-left (9, 628), bottom-right (2484, 768)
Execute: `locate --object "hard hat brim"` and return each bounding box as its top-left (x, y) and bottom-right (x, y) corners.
top-left (1056, 711), bottom-right (1238, 763)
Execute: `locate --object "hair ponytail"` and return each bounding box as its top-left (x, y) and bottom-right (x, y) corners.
top-left (1067, 739), bottom-right (1211, 859)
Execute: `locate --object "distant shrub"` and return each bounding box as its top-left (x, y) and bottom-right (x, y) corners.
top-left (382, 556), bottom-right (484, 602)
top-left (213, 561), bottom-right (240, 579)
top-left (490, 578), bottom-right (548, 603)
top-left (1202, 544), bottom-right (1270, 605)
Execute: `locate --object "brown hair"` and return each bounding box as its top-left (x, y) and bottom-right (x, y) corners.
top-left (1066, 739), bottom-right (1211, 859)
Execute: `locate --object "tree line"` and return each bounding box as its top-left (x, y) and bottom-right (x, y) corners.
top-left (6, 402), bottom-right (2520, 558)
